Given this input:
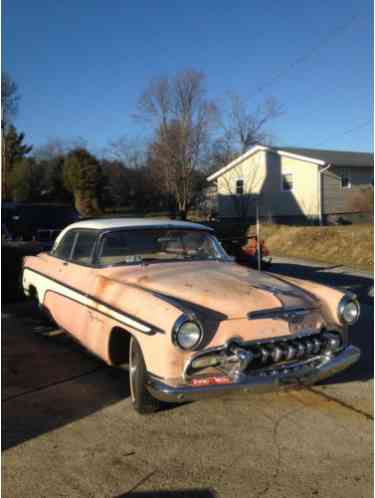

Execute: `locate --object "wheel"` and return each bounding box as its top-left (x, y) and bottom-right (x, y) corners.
top-left (129, 336), bottom-right (160, 414)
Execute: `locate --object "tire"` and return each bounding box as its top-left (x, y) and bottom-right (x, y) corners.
top-left (129, 336), bottom-right (160, 414)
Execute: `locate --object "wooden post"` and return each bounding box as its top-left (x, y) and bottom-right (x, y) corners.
top-left (256, 198), bottom-right (261, 271)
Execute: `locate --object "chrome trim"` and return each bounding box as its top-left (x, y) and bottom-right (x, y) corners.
top-left (337, 293), bottom-right (360, 326)
top-left (182, 330), bottom-right (343, 380)
top-left (147, 346), bottom-right (361, 403)
top-left (172, 313), bottom-right (204, 351)
top-left (248, 306), bottom-right (317, 321)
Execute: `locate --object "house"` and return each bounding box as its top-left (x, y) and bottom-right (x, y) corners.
top-left (207, 144), bottom-right (374, 223)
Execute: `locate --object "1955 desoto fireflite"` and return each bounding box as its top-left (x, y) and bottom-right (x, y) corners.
top-left (22, 218), bottom-right (361, 413)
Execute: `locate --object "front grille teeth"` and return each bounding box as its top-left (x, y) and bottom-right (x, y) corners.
top-left (186, 331), bottom-right (342, 379)
top-left (245, 331), bottom-right (341, 371)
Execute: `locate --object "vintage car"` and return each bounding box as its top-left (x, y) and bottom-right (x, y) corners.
top-left (22, 218), bottom-right (361, 414)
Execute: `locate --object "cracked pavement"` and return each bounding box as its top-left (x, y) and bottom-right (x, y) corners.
top-left (2, 258), bottom-right (373, 498)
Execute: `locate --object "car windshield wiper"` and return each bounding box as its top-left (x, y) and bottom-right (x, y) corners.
top-left (106, 255), bottom-right (223, 267)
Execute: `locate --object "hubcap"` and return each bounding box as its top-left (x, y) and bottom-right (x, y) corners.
top-left (129, 338), bottom-right (137, 403)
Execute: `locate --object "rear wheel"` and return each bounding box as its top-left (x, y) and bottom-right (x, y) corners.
top-left (129, 336), bottom-right (160, 414)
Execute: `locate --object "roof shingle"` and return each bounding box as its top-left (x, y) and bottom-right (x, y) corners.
top-left (275, 146), bottom-right (373, 168)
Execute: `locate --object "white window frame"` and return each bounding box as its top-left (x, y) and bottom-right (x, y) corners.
top-left (281, 173), bottom-right (294, 192)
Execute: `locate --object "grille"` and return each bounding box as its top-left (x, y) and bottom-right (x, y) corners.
top-left (186, 331), bottom-right (342, 380)
top-left (238, 331), bottom-right (341, 372)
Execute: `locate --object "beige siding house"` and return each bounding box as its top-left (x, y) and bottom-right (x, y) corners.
top-left (207, 145), bottom-right (373, 223)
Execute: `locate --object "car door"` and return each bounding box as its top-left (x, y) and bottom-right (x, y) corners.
top-left (45, 229), bottom-right (98, 341)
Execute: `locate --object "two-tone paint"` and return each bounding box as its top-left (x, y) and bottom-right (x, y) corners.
top-left (22, 218), bottom-right (359, 392)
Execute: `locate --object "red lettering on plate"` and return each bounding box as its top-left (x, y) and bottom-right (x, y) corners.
top-left (191, 376), bottom-right (231, 386)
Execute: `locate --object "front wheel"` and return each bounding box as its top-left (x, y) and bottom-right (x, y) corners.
top-left (129, 336), bottom-right (160, 414)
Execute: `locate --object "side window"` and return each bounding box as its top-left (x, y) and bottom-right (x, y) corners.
top-left (341, 174), bottom-right (351, 189)
top-left (282, 173), bottom-right (293, 191)
top-left (71, 231), bottom-right (97, 264)
top-left (53, 231), bottom-right (77, 260)
top-left (236, 179), bottom-right (244, 195)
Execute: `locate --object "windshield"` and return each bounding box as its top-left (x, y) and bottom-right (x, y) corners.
top-left (97, 229), bottom-right (228, 266)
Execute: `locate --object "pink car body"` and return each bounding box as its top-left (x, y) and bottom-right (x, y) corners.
top-left (22, 218), bottom-right (361, 412)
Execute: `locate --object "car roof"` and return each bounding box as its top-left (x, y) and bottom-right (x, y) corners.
top-left (53, 217), bottom-right (213, 248)
top-left (66, 217), bottom-right (211, 231)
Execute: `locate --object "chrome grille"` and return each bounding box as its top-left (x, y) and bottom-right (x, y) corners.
top-left (236, 331), bottom-right (341, 372)
top-left (185, 331), bottom-right (343, 380)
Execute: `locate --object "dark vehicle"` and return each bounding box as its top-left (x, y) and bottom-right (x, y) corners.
top-left (2, 203), bottom-right (79, 245)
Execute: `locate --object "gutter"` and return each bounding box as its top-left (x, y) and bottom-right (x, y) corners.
top-left (318, 162), bottom-right (332, 225)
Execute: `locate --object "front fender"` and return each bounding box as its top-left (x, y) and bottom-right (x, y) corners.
top-left (272, 274), bottom-right (346, 328)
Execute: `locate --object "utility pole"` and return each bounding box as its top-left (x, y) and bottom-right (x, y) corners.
top-left (256, 197), bottom-right (261, 271)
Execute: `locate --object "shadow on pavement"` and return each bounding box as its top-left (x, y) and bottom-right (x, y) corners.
top-left (269, 261), bottom-right (373, 304)
top-left (269, 261), bottom-right (374, 384)
top-left (2, 302), bottom-right (131, 451)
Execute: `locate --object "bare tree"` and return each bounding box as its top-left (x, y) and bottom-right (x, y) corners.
top-left (105, 135), bottom-right (146, 169)
top-left (137, 69), bottom-right (218, 218)
top-left (33, 136), bottom-right (88, 161)
top-left (206, 93), bottom-right (283, 219)
top-left (221, 93), bottom-right (283, 153)
top-left (1, 72), bottom-right (19, 129)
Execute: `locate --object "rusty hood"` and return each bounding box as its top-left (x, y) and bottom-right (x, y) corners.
top-left (101, 261), bottom-right (318, 320)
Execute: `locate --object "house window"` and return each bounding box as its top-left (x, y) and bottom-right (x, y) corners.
top-left (341, 174), bottom-right (351, 189)
top-left (236, 179), bottom-right (244, 195)
top-left (282, 173), bottom-right (293, 191)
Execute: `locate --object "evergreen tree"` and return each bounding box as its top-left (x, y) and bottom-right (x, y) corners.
top-left (3, 125), bottom-right (32, 200)
top-left (63, 148), bottom-right (102, 216)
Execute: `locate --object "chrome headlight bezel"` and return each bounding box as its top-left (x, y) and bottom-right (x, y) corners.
top-left (172, 314), bottom-right (204, 351)
top-left (337, 293), bottom-right (360, 325)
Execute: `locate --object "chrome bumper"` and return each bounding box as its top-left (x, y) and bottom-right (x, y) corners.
top-left (147, 345), bottom-right (360, 403)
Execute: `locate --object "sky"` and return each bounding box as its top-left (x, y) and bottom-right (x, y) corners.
top-left (2, 0), bottom-right (374, 155)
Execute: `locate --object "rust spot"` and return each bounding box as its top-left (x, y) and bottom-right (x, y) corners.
top-left (96, 276), bottom-right (111, 292)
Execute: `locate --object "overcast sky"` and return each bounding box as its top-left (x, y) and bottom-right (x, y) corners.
top-left (3, 0), bottom-right (373, 154)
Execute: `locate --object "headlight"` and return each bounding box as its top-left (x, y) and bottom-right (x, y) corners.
top-left (338, 294), bottom-right (360, 325)
top-left (172, 314), bottom-right (203, 350)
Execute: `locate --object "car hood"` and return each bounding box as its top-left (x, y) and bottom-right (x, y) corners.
top-left (102, 261), bottom-right (318, 320)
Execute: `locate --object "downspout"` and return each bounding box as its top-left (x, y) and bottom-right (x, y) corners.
top-left (318, 162), bottom-right (332, 225)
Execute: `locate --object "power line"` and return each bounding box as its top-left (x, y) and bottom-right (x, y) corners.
top-left (254, 10), bottom-right (364, 97)
top-left (313, 119), bottom-right (372, 148)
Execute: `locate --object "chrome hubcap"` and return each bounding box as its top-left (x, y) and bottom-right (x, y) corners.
top-left (129, 338), bottom-right (137, 403)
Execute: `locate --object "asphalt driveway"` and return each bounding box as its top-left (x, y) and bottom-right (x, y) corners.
top-left (2, 258), bottom-right (373, 498)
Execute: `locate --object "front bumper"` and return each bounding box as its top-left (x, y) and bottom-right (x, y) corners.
top-left (147, 345), bottom-right (360, 403)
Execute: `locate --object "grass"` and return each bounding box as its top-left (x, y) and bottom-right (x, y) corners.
top-left (98, 208), bottom-right (375, 272)
top-left (250, 223), bottom-right (374, 271)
